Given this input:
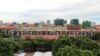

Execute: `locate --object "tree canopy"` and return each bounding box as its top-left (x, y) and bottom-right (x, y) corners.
top-left (52, 36), bottom-right (100, 56)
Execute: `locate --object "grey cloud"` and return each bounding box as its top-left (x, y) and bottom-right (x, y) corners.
top-left (0, 0), bottom-right (100, 23)
top-left (20, 0), bottom-right (100, 19)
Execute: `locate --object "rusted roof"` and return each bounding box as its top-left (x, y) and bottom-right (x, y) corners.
top-left (67, 25), bottom-right (82, 30)
top-left (95, 25), bottom-right (100, 30)
top-left (21, 35), bottom-right (59, 39)
top-left (0, 25), bottom-right (15, 29)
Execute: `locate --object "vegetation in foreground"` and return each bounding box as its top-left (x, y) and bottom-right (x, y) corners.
top-left (0, 32), bottom-right (100, 56)
top-left (52, 36), bottom-right (100, 56)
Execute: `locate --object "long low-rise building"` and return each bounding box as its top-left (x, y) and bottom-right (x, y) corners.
top-left (0, 24), bottom-right (100, 39)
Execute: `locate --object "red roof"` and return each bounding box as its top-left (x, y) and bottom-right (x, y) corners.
top-left (21, 35), bottom-right (59, 39)
top-left (95, 25), bottom-right (100, 30)
top-left (0, 25), bottom-right (15, 29)
top-left (67, 25), bottom-right (82, 30)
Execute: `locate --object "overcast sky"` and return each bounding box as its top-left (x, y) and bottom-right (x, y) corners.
top-left (0, 0), bottom-right (100, 24)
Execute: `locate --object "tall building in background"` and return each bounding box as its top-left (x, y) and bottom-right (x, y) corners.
top-left (47, 20), bottom-right (51, 25)
top-left (91, 22), bottom-right (96, 27)
top-left (22, 22), bottom-right (28, 25)
top-left (70, 19), bottom-right (79, 25)
top-left (82, 20), bottom-right (91, 28)
top-left (64, 20), bottom-right (67, 26)
top-left (0, 21), bottom-right (3, 25)
top-left (54, 18), bottom-right (67, 26)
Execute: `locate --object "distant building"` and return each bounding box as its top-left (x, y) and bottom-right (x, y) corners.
top-left (67, 25), bottom-right (82, 30)
top-left (0, 21), bottom-right (3, 25)
top-left (64, 20), bottom-right (67, 26)
top-left (91, 22), bottom-right (96, 27)
top-left (12, 22), bottom-right (18, 25)
top-left (95, 25), bottom-right (100, 30)
top-left (70, 19), bottom-right (79, 25)
top-left (22, 22), bottom-right (28, 25)
top-left (47, 20), bottom-right (51, 25)
top-left (0, 21), bottom-right (99, 39)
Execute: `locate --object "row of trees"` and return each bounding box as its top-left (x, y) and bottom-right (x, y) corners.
top-left (52, 36), bottom-right (100, 56)
top-left (54, 18), bottom-right (92, 28)
top-left (0, 38), bottom-right (15, 56)
top-left (0, 32), bottom-right (55, 53)
top-left (17, 37), bottom-right (54, 52)
top-left (56, 46), bottom-right (94, 56)
top-left (0, 32), bottom-right (100, 56)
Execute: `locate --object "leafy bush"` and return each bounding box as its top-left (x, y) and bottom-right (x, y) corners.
top-left (33, 37), bottom-right (54, 51)
top-left (0, 38), bottom-right (15, 56)
top-left (0, 33), bottom-right (11, 38)
top-left (52, 36), bottom-right (73, 56)
top-left (92, 32), bottom-right (100, 40)
top-left (15, 38), bottom-right (34, 51)
top-left (73, 36), bottom-right (100, 50)
top-left (93, 49), bottom-right (100, 56)
top-left (55, 46), bottom-right (94, 56)
top-left (52, 36), bottom-right (100, 56)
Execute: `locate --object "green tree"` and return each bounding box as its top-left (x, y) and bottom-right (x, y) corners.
top-left (82, 20), bottom-right (91, 28)
top-left (93, 49), bottom-right (100, 56)
top-left (0, 38), bottom-right (15, 56)
top-left (33, 37), bottom-right (54, 51)
top-left (34, 37), bottom-right (47, 44)
top-left (0, 32), bottom-right (11, 38)
top-left (54, 18), bottom-right (67, 26)
top-left (92, 32), bottom-right (100, 40)
top-left (70, 19), bottom-right (79, 25)
top-left (52, 36), bottom-right (73, 56)
top-left (52, 36), bottom-right (100, 56)
top-left (81, 50), bottom-right (94, 56)
top-left (55, 46), bottom-right (94, 56)
top-left (73, 36), bottom-right (100, 50)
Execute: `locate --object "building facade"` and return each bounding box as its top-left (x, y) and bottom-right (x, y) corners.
top-left (0, 23), bottom-right (100, 39)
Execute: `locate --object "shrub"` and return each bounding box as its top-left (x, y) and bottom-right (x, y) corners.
top-left (52, 36), bottom-right (100, 56)
top-left (55, 46), bottom-right (94, 56)
top-left (92, 32), bottom-right (100, 40)
top-left (52, 36), bottom-right (73, 56)
top-left (0, 38), bottom-right (15, 56)
top-left (73, 36), bottom-right (100, 50)
top-left (34, 37), bottom-right (54, 51)
top-left (93, 49), bottom-right (100, 56)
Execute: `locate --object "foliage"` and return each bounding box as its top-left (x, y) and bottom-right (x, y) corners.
top-left (34, 37), bottom-right (54, 51)
top-left (0, 32), bottom-right (11, 38)
top-left (21, 39), bottom-right (34, 51)
top-left (0, 38), bottom-right (15, 56)
top-left (52, 36), bottom-right (73, 56)
top-left (14, 38), bottom-right (34, 50)
top-left (55, 46), bottom-right (94, 56)
top-left (73, 36), bottom-right (100, 50)
top-left (93, 49), bottom-right (100, 56)
top-left (0, 31), bottom-right (100, 56)
top-left (82, 50), bottom-right (94, 56)
top-left (52, 36), bottom-right (100, 56)
top-left (34, 37), bottom-right (47, 44)
top-left (14, 37), bottom-right (54, 51)
top-left (92, 32), bottom-right (100, 40)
